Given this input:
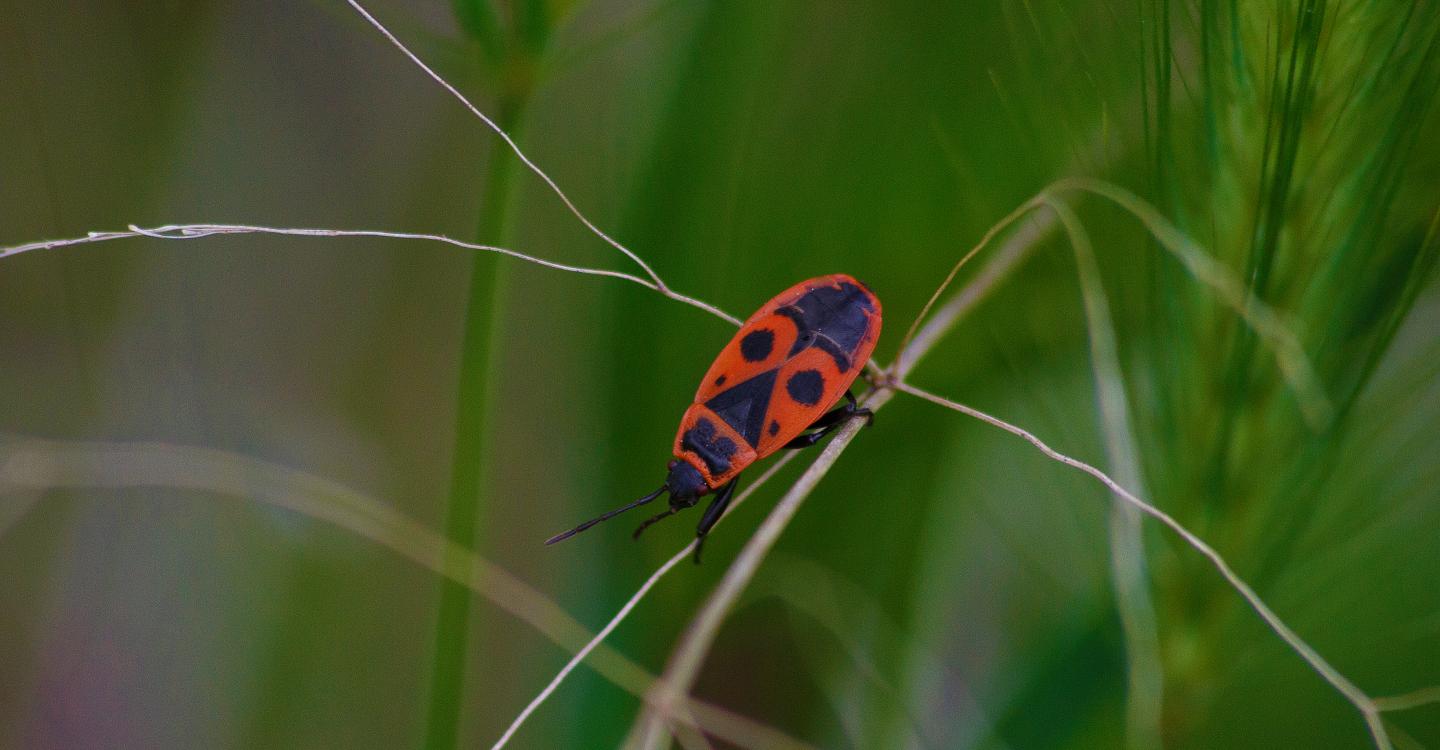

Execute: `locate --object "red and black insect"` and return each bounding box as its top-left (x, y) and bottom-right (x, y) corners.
top-left (545, 274), bottom-right (882, 561)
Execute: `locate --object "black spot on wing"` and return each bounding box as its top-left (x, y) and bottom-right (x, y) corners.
top-left (714, 375), bottom-right (727, 387)
top-left (786, 369), bottom-right (825, 406)
top-left (768, 420), bottom-right (780, 437)
top-left (703, 369), bottom-right (778, 446)
top-left (739, 329), bottom-right (775, 362)
top-left (681, 418), bottom-right (739, 477)
top-left (775, 281), bottom-right (874, 371)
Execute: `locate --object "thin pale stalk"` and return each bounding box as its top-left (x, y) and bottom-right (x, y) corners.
top-left (343, 0), bottom-right (673, 294)
top-left (426, 86), bottom-right (523, 750)
top-left (0, 225), bottom-right (740, 326)
top-left (1048, 176), bottom-right (1333, 426)
top-left (895, 178), bottom-right (1333, 425)
top-left (1372, 686), bottom-right (1440, 713)
top-left (671, 718), bottom-right (716, 750)
top-left (889, 381), bottom-right (1391, 750)
top-left (490, 453), bottom-right (800, 749)
top-left (1048, 198), bottom-right (1164, 750)
top-left (898, 177), bottom-right (1324, 414)
top-left (893, 197), bottom-right (1047, 366)
top-left (893, 209), bottom-right (1056, 379)
top-left (631, 389), bottom-right (895, 749)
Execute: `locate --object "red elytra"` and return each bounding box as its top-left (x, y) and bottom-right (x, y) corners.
top-left (546, 273), bottom-right (882, 561)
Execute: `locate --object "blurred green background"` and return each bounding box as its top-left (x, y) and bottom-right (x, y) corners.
top-left (2, 0), bottom-right (1438, 748)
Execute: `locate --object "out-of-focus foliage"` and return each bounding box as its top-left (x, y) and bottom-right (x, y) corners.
top-left (1, 1), bottom-right (1437, 748)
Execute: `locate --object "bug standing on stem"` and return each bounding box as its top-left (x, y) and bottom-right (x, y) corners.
top-left (545, 274), bottom-right (883, 562)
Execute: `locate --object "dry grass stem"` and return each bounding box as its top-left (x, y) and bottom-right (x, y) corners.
top-left (893, 197), bottom-right (1048, 366)
top-left (343, 0), bottom-right (672, 295)
top-left (888, 381), bottom-right (1412, 750)
top-left (491, 453), bottom-right (800, 749)
top-left (0, 224), bottom-right (740, 327)
top-left (1049, 177), bottom-right (1334, 426)
top-left (630, 391), bottom-right (894, 748)
top-left (898, 178), bottom-right (1333, 426)
top-left (893, 209), bottom-right (1055, 379)
top-left (1372, 686), bottom-right (1440, 713)
top-left (1048, 197), bottom-right (1164, 750)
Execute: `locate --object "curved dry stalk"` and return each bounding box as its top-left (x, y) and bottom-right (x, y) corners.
top-left (887, 381), bottom-right (1398, 750)
top-left (1048, 176), bottom-right (1334, 427)
top-left (488, 549), bottom-right (684, 750)
top-left (0, 224), bottom-right (740, 327)
top-left (671, 719), bottom-right (717, 750)
top-left (892, 209), bottom-right (1056, 380)
top-left (896, 178), bottom-right (1333, 427)
top-left (4, 0), bottom-right (752, 332)
top-left (0, 436), bottom-right (810, 750)
top-left (490, 452), bottom-right (801, 750)
top-left (342, 0), bottom-right (673, 295)
top-left (1372, 686), bottom-right (1440, 713)
top-left (892, 197), bottom-right (1048, 366)
top-left (631, 390), bottom-right (895, 749)
top-left (1047, 197), bottom-right (1164, 750)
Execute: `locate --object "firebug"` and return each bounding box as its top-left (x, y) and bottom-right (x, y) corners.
top-left (546, 274), bottom-right (882, 561)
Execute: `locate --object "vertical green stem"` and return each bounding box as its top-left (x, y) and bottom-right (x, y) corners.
top-left (423, 87), bottom-right (528, 750)
top-left (1050, 199), bottom-right (1165, 750)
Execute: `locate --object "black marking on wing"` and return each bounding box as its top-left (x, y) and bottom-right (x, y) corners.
top-left (774, 281), bottom-right (875, 371)
top-left (786, 369), bottom-right (825, 406)
top-left (739, 329), bottom-right (775, 362)
top-left (714, 375), bottom-right (727, 387)
top-left (703, 369), bottom-right (778, 446)
top-left (681, 417), bottom-right (739, 477)
top-left (768, 420), bottom-right (780, 437)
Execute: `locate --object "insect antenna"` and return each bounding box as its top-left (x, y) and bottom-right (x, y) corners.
top-left (544, 485), bottom-right (668, 545)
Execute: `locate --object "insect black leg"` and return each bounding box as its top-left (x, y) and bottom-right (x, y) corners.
top-left (692, 479), bottom-right (738, 564)
top-left (783, 411), bottom-right (849, 449)
top-left (632, 508), bottom-right (677, 539)
top-left (632, 494), bottom-right (700, 539)
top-left (840, 389), bottom-right (876, 427)
top-left (783, 391), bottom-right (873, 449)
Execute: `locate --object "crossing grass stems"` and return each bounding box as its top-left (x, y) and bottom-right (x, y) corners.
top-left (1, 2), bottom-right (1436, 749)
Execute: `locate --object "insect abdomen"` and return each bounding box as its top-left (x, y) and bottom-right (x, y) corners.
top-left (675, 274), bottom-right (881, 478)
